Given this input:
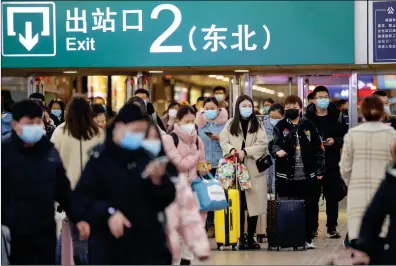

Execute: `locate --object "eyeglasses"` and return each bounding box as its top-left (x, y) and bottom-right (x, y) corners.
top-left (315, 96), bottom-right (329, 100)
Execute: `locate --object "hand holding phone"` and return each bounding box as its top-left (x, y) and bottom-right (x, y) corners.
top-left (204, 132), bottom-right (213, 137)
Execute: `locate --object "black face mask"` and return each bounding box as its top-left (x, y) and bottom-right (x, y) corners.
top-left (285, 109), bottom-right (300, 120)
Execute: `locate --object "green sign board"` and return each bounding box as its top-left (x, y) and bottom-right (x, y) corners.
top-left (1, 1), bottom-right (355, 68)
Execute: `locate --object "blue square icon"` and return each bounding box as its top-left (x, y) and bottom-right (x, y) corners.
top-left (1, 1), bottom-right (56, 57)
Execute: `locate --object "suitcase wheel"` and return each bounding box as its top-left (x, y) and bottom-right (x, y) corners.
top-left (276, 246), bottom-right (280, 251)
top-left (232, 244), bottom-right (238, 251)
top-left (217, 244), bottom-right (225, 251)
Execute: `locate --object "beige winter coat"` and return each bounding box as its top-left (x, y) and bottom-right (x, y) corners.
top-left (219, 119), bottom-right (268, 216)
top-left (340, 121), bottom-right (396, 240)
top-left (51, 123), bottom-right (105, 189)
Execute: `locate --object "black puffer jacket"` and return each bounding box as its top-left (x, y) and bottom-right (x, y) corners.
top-left (305, 102), bottom-right (348, 172)
top-left (270, 117), bottom-right (325, 180)
top-left (355, 165), bottom-right (396, 265)
top-left (72, 137), bottom-right (176, 265)
top-left (1, 132), bottom-right (73, 236)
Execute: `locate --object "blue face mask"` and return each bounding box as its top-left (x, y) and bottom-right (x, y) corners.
top-left (19, 124), bottom-right (45, 144)
top-left (119, 131), bottom-right (145, 150)
top-left (118, 131), bottom-right (145, 151)
top-left (204, 110), bottom-right (217, 120)
top-left (263, 106), bottom-right (270, 114)
top-left (142, 140), bottom-right (162, 157)
top-left (317, 98), bottom-right (330, 110)
top-left (269, 118), bottom-right (281, 127)
top-left (51, 109), bottom-right (62, 118)
top-left (240, 107), bottom-right (253, 118)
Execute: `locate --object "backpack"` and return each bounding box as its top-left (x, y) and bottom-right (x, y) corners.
top-left (169, 132), bottom-right (199, 149)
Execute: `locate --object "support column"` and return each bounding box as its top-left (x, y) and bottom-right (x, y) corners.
top-left (243, 73), bottom-right (252, 97)
top-left (229, 74), bottom-right (241, 118)
top-left (348, 72), bottom-right (358, 128)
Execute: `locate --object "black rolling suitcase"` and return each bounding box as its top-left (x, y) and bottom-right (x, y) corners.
top-left (267, 194), bottom-right (306, 251)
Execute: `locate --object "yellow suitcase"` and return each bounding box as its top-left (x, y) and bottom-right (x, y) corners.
top-left (214, 189), bottom-right (240, 250)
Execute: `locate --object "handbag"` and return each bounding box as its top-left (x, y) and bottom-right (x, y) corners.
top-left (255, 154), bottom-right (273, 173)
top-left (191, 172), bottom-right (228, 212)
top-left (336, 177), bottom-right (348, 202)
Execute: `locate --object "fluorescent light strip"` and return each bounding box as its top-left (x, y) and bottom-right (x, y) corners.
top-left (234, 70), bottom-right (249, 73)
top-left (63, 71), bottom-right (77, 74)
top-left (148, 70), bottom-right (163, 74)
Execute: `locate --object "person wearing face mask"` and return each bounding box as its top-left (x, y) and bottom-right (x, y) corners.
top-left (372, 90), bottom-right (396, 130)
top-left (305, 86), bottom-right (348, 240)
top-left (263, 103), bottom-right (284, 195)
top-left (195, 97), bottom-right (228, 238)
top-left (1, 100), bottom-right (82, 265)
top-left (213, 86), bottom-right (229, 110)
top-left (72, 103), bottom-right (176, 264)
top-left (49, 99), bottom-right (65, 127)
top-left (219, 95), bottom-right (268, 250)
top-left (270, 95), bottom-right (325, 249)
top-left (51, 95), bottom-right (105, 265)
top-left (262, 98), bottom-right (275, 115)
top-left (162, 101), bottom-right (180, 133)
top-left (143, 123), bottom-right (210, 265)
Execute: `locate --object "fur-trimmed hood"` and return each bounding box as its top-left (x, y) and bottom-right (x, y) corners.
top-left (195, 108), bottom-right (228, 129)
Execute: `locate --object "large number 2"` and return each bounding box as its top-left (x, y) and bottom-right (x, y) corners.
top-left (150, 4), bottom-right (182, 53)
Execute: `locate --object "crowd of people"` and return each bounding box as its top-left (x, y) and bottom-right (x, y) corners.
top-left (1, 85), bottom-right (396, 265)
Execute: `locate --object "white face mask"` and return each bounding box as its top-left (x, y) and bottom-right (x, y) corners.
top-left (168, 109), bottom-right (178, 118)
top-left (180, 123), bottom-right (195, 135)
top-left (215, 94), bottom-right (225, 102)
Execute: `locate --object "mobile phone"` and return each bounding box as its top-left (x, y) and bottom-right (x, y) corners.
top-left (204, 132), bottom-right (213, 136)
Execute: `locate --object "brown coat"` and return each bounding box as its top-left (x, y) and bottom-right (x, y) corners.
top-left (219, 119), bottom-right (268, 216)
top-left (340, 121), bottom-right (396, 240)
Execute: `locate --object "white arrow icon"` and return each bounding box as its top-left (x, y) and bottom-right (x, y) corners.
top-left (18, 21), bottom-right (39, 51)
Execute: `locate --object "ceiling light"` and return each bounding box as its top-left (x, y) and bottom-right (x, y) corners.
top-left (216, 75), bottom-right (224, 80)
top-left (252, 85), bottom-right (275, 94)
top-left (208, 75), bottom-right (217, 78)
top-left (63, 71), bottom-right (77, 74)
top-left (223, 77), bottom-right (230, 82)
top-left (234, 70), bottom-right (249, 73)
top-left (148, 70), bottom-right (163, 74)
top-left (277, 92), bottom-right (285, 97)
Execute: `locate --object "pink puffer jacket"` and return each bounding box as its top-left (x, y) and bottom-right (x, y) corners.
top-left (162, 124), bottom-right (206, 183)
top-left (165, 174), bottom-right (210, 262)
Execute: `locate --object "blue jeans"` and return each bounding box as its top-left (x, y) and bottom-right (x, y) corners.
top-left (206, 168), bottom-right (217, 228)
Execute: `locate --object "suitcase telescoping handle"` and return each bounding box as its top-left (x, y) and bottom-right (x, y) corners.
top-left (229, 199), bottom-right (233, 231)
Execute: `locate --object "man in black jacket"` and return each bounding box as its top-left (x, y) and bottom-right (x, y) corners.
top-left (305, 86), bottom-right (348, 239)
top-left (270, 95), bottom-right (325, 249)
top-left (1, 100), bottom-right (81, 265)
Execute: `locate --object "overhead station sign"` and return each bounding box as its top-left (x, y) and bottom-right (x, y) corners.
top-left (1, 1), bottom-right (355, 68)
top-left (373, 1), bottom-right (396, 63)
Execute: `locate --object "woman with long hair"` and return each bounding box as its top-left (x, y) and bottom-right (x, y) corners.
top-left (51, 95), bottom-right (105, 265)
top-left (219, 95), bottom-right (268, 250)
top-left (340, 95), bottom-right (396, 249)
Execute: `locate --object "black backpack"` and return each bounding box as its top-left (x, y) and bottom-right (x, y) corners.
top-left (169, 132), bottom-right (199, 149)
